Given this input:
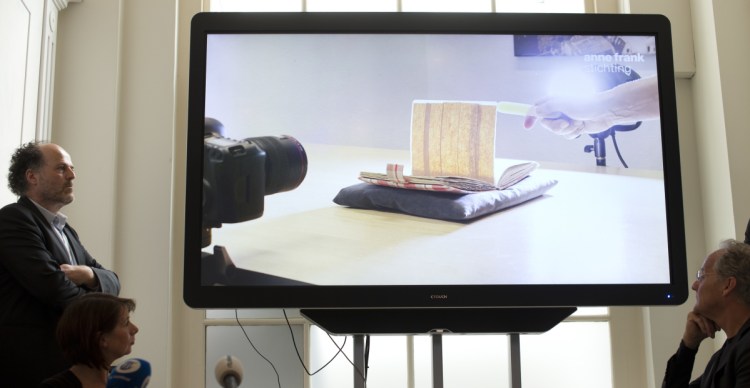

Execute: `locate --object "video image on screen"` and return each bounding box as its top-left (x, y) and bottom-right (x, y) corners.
top-left (204, 34), bottom-right (664, 283)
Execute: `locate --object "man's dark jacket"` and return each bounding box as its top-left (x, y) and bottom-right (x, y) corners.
top-left (0, 196), bottom-right (120, 387)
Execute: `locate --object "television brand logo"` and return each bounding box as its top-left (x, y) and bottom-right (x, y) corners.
top-left (430, 294), bottom-right (448, 300)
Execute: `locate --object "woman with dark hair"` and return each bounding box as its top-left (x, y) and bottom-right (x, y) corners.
top-left (40, 293), bottom-right (138, 388)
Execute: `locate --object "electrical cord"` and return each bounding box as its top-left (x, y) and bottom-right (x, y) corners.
top-left (233, 309), bottom-right (369, 387)
top-left (610, 131), bottom-right (629, 168)
top-left (283, 309), bottom-right (369, 385)
top-left (234, 309), bottom-right (282, 388)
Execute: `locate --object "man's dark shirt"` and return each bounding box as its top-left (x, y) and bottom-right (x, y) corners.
top-left (663, 318), bottom-right (750, 388)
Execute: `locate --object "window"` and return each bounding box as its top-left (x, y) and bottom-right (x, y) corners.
top-left (209, 0), bottom-right (587, 13)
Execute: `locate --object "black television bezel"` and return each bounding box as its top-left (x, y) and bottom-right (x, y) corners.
top-left (183, 11), bottom-right (688, 311)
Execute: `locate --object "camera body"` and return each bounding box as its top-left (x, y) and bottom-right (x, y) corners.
top-left (202, 121), bottom-right (307, 247)
top-left (203, 133), bottom-right (267, 229)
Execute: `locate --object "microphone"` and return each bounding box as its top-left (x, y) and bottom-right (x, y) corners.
top-left (107, 358), bottom-right (151, 388)
top-left (215, 355), bottom-right (244, 388)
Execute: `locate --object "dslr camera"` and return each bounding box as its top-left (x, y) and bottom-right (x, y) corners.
top-left (202, 118), bottom-right (307, 247)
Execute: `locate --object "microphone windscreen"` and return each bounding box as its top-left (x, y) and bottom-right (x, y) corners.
top-left (107, 358), bottom-right (151, 388)
top-left (215, 355), bottom-right (244, 385)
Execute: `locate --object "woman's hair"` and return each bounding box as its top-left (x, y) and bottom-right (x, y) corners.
top-left (7, 141), bottom-right (44, 196)
top-left (56, 293), bottom-right (136, 370)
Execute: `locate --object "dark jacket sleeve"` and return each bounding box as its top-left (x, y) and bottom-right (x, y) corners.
top-left (662, 341), bottom-right (701, 388)
top-left (65, 225), bottom-right (120, 295)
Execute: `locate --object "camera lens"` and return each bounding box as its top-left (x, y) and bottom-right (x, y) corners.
top-left (246, 135), bottom-right (308, 195)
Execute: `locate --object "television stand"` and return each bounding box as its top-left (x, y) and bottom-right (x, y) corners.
top-left (349, 332), bottom-right (526, 388)
top-left (301, 307), bottom-right (577, 388)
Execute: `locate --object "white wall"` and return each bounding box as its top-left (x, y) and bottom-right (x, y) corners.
top-left (54, 0), bottom-right (185, 386)
top-left (53, 0), bottom-right (120, 277)
top-left (49, 0), bottom-right (749, 387)
top-left (618, 2), bottom-right (710, 386)
top-left (693, 0), bottom-right (750, 243)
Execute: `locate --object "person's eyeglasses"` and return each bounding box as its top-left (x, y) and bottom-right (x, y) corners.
top-left (696, 268), bottom-right (708, 282)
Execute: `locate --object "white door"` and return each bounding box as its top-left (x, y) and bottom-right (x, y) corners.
top-left (0, 0), bottom-right (44, 204)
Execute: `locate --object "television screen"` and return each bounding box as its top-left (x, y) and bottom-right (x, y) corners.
top-left (184, 12), bottom-right (687, 322)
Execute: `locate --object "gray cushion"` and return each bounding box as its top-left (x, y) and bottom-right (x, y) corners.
top-left (333, 176), bottom-right (557, 222)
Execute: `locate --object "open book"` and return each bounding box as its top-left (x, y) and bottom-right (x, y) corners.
top-left (359, 162), bottom-right (539, 194)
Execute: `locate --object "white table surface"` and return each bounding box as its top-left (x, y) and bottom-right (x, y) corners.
top-left (208, 144), bottom-right (671, 286)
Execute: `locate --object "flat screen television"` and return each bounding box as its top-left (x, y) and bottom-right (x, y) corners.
top-left (184, 11), bottom-right (687, 333)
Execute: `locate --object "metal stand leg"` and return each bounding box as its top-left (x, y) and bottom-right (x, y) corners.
top-left (354, 332), bottom-right (524, 388)
top-left (354, 335), bottom-right (366, 388)
top-left (509, 333), bottom-right (522, 388)
top-left (431, 332), bottom-right (522, 388)
top-left (432, 333), bottom-right (444, 388)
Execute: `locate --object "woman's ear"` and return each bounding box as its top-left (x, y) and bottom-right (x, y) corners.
top-left (99, 332), bottom-right (108, 348)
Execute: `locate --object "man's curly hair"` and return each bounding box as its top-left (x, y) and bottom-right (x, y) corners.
top-left (7, 141), bottom-right (44, 196)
